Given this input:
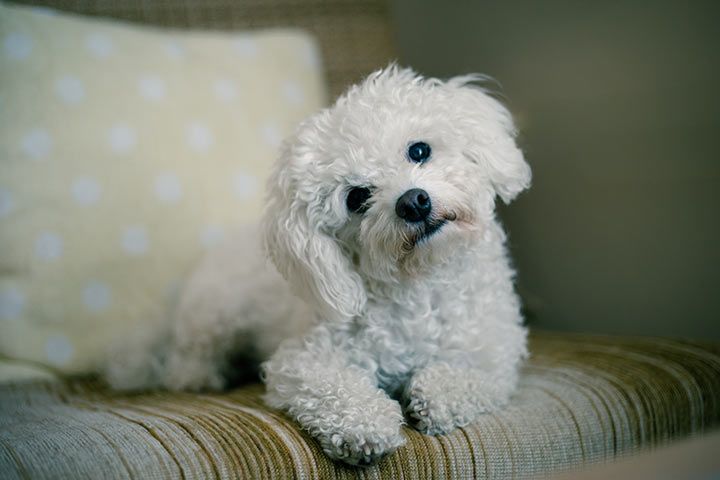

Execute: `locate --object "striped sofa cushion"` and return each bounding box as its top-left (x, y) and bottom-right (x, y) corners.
top-left (1, 332), bottom-right (719, 479)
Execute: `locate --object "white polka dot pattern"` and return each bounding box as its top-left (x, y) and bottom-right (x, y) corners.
top-left (138, 74), bottom-right (166, 101)
top-left (54, 75), bottom-right (85, 104)
top-left (232, 172), bottom-right (259, 200)
top-left (200, 225), bottom-right (225, 248)
top-left (21, 128), bottom-right (53, 159)
top-left (213, 79), bottom-right (238, 102)
top-left (72, 176), bottom-right (102, 205)
top-left (108, 123), bottom-right (138, 154)
top-left (85, 32), bottom-right (113, 58)
top-left (0, 286), bottom-right (25, 320)
top-left (121, 226), bottom-right (149, 255)
top-left (45, 334), bottom-right (74, 366)
top-left (163, 42), bottom-right (185, 60)
top-left (232, 38), bottom-right (258, 57)
top-left (0, 189), bottom-right (14, 218)
top-left (35, 232), bottom-right (63, 261)
top-left (82, 281), bottom-right (111, 312)
top-left (302, 39), bottom-right (321, 69)
top-left (4, 32), bottom-right (33, 60)
top-left (260, 123), bottom-right (283, 148)
top-left (186, 122), bottom-right (214, 152)
top-left (0, 2), bottom-right (326, 373)
top-left (154, 173), bottom-right (183, 204)
top-left (282, 81), bottom-right (304, 105)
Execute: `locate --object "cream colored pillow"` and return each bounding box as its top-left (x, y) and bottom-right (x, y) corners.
top-left (0, 3), bottom-right (327, 375)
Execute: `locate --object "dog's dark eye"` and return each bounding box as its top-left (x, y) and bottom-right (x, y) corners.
top-left (407, 141), bottom-right (431, 163)
top-left (346, 187), bottom-right (372, 214)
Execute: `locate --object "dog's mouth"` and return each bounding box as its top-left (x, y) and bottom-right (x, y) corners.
top-left (402, 211), bottom-right (458, 252)
top-left (417, 218), bottom-right (448, 243)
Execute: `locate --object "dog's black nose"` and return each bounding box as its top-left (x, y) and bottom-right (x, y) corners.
top-left (395, 188), bottom-right (432, 222)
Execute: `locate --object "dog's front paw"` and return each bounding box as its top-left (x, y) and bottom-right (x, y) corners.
top-left (404, 385), bottom-right (456, 435)
top-left (403, 364), bottom-right (509, 435)
top-left (318, 428), bottom-right (405, 466)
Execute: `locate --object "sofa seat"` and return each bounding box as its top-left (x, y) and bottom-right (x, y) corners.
top-left (1, 332), bottom-right (719, 479)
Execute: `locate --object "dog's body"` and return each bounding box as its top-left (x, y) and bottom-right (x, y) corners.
top-left (105, 66), bottom-right (531, 465)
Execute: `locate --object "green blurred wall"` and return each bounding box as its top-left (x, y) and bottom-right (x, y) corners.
top-left (390, 0), bottom-right (720, 338)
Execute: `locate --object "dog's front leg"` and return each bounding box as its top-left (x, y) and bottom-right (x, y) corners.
top-left (262, 333), bottom-right (405, 465)
top-left (402, 360), bottom-right (521, 435)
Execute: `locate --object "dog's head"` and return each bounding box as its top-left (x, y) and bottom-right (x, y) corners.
top-left (263, 66), bottom-right (530, 321)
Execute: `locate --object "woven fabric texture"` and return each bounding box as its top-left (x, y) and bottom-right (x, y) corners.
top-left (1, 332), bottom-right (719, 479)
top-left (9, 0), bottom-right (398, 99)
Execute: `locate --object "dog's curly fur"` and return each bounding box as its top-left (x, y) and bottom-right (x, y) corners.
top-left (104, 66), bottom-right (531, 466)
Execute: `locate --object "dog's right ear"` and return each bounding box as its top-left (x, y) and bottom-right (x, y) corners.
top-left (262, 125), bottom-right (367, 322)
top-left (448, 75), bottom-right (531, 204)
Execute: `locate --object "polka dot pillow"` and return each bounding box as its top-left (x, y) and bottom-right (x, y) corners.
top-left (0, 3), bottom-right (327, 374)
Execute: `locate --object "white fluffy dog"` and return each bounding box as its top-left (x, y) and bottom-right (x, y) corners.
top-left (105, 66), bottom-right (531, 466)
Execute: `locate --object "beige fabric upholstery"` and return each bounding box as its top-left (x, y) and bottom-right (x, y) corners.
top-left (2, 332), bottom-right (719, 479)
top-left (9, 0), bottom-right (398, 99)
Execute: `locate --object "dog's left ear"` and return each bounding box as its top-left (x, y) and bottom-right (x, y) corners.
top-left (262, 120), bottom-right (367, 322)
top-left (450, 76), bottom-right (531, 204)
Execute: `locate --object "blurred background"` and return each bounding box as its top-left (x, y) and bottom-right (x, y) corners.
top-left (4, 0), bottom-right (720, 342)
top-left (390, 0), bottom-right (720, 339)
